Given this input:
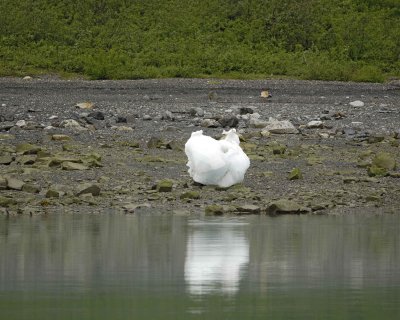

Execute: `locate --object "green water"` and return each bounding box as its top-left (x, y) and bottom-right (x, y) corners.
top-left (1, 214), bottom-right (399, 319)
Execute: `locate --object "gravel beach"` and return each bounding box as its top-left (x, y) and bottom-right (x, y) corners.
top-left (0, 76), bottom-right (399, 215)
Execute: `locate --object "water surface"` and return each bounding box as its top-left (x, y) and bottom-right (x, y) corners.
top-left (1, 214), bottom-right (399, 319)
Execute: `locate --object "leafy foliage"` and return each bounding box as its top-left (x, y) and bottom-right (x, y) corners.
top-left (0, 0), bottom-right (399, 81)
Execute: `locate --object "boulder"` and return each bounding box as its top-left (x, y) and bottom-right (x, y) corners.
top-left (76, 183), bottom-right (101, 196)
top-left (264, 118), bottom-right (298, 134)
top-left (267, 199), bottom-right (306, 215)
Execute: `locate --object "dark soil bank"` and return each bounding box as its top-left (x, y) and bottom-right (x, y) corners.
top-left (1, 77), bottom-right (399, 215)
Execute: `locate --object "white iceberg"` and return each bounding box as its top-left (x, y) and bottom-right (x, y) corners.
top-left (184, 129), bottom-right (250, 188)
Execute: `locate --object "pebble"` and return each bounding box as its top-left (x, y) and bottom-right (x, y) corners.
top-left (349, 100), bottom-right (364, 107)
top-left (16, 120), bottom-right (27, 127)
top-left (200, 119), bottom-right (220, 128)
top-left (306, 120), bottom-right (324, 129)
top-left (143, 115), bottom-right (152, 120)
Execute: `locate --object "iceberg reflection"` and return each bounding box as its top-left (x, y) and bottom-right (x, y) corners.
top-left (184, 220), bottom-right (249, 295)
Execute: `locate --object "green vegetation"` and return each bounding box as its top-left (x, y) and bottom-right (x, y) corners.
top-left (1, 0), bottom-right (399, 81)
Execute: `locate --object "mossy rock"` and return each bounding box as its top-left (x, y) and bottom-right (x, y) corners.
top-left (16, 143), bottom-right (41, 155)
top-left (76, 183), bottom-right (101, 196)
top-left (156, 179), bottom-right (174, 192)
top-left (180, 191), bottom-right (200, 199)
top-left (62, 161), bottom-right (89, 171)
top-left (0, 155), bottom-right (14, 165)
top-left (22, 184), bottom-right (41, 194)
top-left (267, 199), bottom-right (307, 215)
top-left (205, 204), bottom-right (224, 216)
top-left (0, 196), bottom-right (17, 207)
top-left (271, 144), bottom-right (287, 155)
top-left (368, 165), bottom-right (388, 177)
top-left (372, 152), bottom-right (396, 170)
top-left (288, 168), bottom-right (303, 180)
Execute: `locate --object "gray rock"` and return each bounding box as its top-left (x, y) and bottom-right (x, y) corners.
top-left (239, 107), bottom-right (254, 115)
top-left (16, 143), bottom-right (41, 155)
top-left (0, 176), bottom-right (7, 190)
top-left (61, 161), bottom-right (89, 171)
top-left (235, 204), bottom-right (261, 214)
top-left (156, 179), bottom-right (173, 192)
top-left (143, 115), bottom-right (152, 120)
top-left (218, 115), bottom-right (238, 128)
top-left (88, 111), bottom-right (105, 120)
top-left (306, 120), bottom-right (324, 129)
top-left (190, 107), bottom-right (204, 117)
top-left (61, 119), bottom-right (86, 130)
top-left (161, 111), bottom-right (175, 121)
top-left (0, 155), bottom-right (13, 165)
top-left (267, 199), bottom-right (306, 215)
top-left (22, 184), bottom-right (41, 194)
top-left (201, 119), bottom-right (220, 128)
top-left (116, 116), bottom-right (127, 123)
top-left (76, 183), bottom-right (101, 196)
top-left (349, 100), bottom-right (364, 107)
top-left (6, 177), bottom-right (25, 190)
top-left (264, 118), bottom-right (298, 134)
top-left (0, 196), bottom-right (17, 207)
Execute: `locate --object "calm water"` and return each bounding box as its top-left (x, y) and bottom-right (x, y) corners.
top-left (1, 214), bottom-right (399, 319)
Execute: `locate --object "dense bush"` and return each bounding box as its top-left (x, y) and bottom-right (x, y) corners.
top-left (0, 0), bottom-right (399, 81)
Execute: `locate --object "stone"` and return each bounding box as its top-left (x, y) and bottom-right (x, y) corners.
top-left (6, 177), bottom-right (25, 190)
top-left (51, 134), bottom-right (71, 141)
top-left (23, 76), bottom-right (32, 80)
top-left (218, 115), bottom-right (239, 128)
top-left (143, 115), bottom-right (152, 120)
top-left (0, 196), bottom-right (17, 207)
top-left (16, 143), bottom-right (41, 155)
top-left (46, 189), bottom-right (62, 198)
top-left (116, 116), bottom-right (127, 123)
top-left (201, 119), bottom-right (220, 128)
top-left (239, 107), bottom-right (254, 115)
top-left (0, 176), bottom-right (7, 190)
top-left (0, 155), bottom-right (13, 165)
top-left (205, 204), bottom-right (224, 216)
top-left (62, 161), bottom-right (89, 170)
top-left (161, 111), bottom-right (175, 121)
top-left (289, 168), bottom-right (303, 180)
top-left (76, 183), bottom-right (101, 196)
top-left (147, 136), bottom-right (163, 148)
top-left (114, 125), bottom-right (133, 131)
top-left (16, 120), bottom-right (27, 127)
top-left (88, 111), bottom-right (105, 120)
top-left (180, 191), bottom-right (200, 199)
top-left (264, 118), bottom-right (298, 134)
top-left (22, 184), bottom-right (41, 194)
top-left (165, 140), bottom-right (183, 151)
top-left (306, 120), bottom-right (324, 129)
top-left (235, 204), bottom-right (261, 214)
top-left (0, 134), bottom-right (15, 140)
top-left (18, 155), bottom-right (36, 165)
top-left (249, 118), bottom-right (268, 128)
top-left (349, 100), bottom-right (364, 107)
top-left (368, 134), bottom-right (385, 144)
top-left (267, 199), bottom-right (305, 215)
top-left (368, 165), bottom-right (388, 177)
top-left (61, 119), bottom-right (86, 130)
top-left (189, 107), bottom-right (204, 117)
top-left (75, 102), bottom-right (95, 109)
top-left (260, 90), bottom-right (272, 98)
top-left (156, 179), bottom-right (173, 192)
top-left (272, 143), bottom-right (287, 155)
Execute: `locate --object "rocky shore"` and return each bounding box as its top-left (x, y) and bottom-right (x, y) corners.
top-left (0, 77), bottom-right (399, 215)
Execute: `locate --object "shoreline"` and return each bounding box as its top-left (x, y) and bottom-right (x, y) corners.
top-left (0, 77), bottom-right (399, 215)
